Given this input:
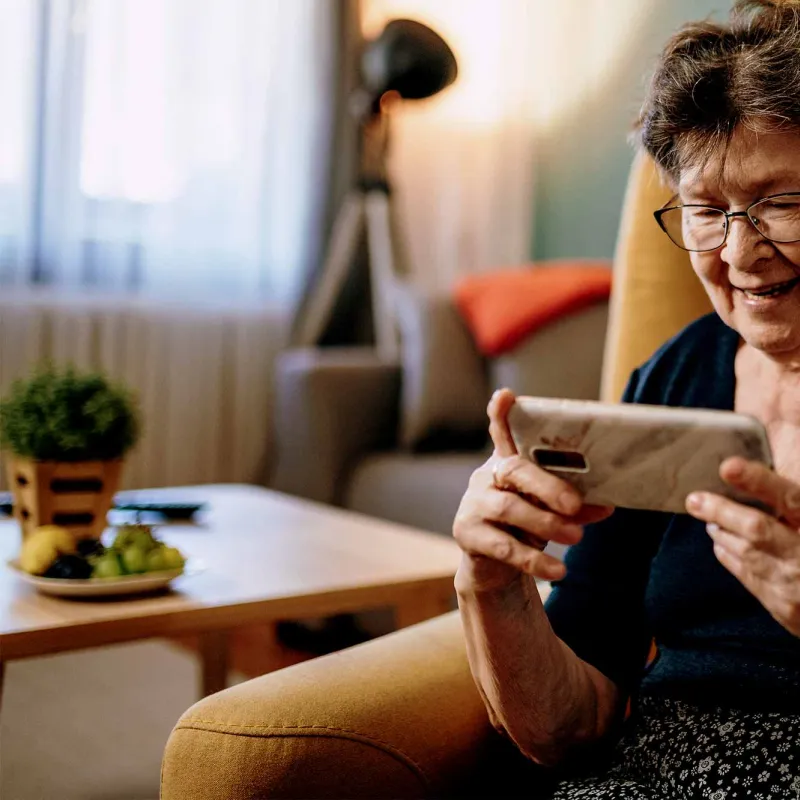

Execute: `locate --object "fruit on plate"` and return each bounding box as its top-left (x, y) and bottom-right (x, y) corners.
top-left (162, 546), bottom-right (185, 571)
top-left (20, 525), bottom-right (77, 575)
top-left (92, 552), bottom-right (124, 579)
top-left (145, 548), bottom-right (168, 572)
top-left (44, 554), bottom-right (93, 580)
top-left (107, 524), bottom-right (185, 576)
top-left (112, 524), bottom-right (158, 553)
top-left (76, 538), bottom-right (105, 558)
top-left (121, 544), bottom-right (148, 574)
top-left (15, 522), bottom-right (187, 580)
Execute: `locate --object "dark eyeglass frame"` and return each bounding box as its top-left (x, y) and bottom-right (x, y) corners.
top-left (653, 192), bottom-right (800, 252)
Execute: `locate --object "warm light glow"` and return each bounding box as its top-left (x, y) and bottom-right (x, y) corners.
top-left (362, 0), bottom-right (653, 129)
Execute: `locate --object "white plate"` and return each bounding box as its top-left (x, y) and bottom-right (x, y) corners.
top-left (6, 559), bottom-right (198, 598)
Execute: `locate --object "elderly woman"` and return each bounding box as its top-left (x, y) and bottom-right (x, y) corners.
top-left (453, 1), bottom-right (800, 797)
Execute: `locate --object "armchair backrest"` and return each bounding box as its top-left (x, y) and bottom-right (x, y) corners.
top-left (600, 152), bottom-right (713, 402)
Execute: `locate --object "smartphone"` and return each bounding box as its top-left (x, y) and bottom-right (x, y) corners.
top-left (507, 396), bottom-right (773, 514)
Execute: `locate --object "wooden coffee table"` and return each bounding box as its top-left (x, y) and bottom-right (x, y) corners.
top-left (0, 485), bottom-right (462, 711)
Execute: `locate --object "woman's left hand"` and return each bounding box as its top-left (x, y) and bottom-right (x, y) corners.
top-left (686, 456), bottom-right (800, 638)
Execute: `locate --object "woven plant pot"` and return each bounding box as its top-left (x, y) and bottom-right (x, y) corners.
top-left (5, 456), bottom-right (123, 541)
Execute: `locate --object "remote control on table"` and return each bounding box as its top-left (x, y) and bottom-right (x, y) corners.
top-left (112, 495), bottom-right (207, 520)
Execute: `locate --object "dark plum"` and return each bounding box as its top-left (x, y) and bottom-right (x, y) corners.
top-left (44, 554), bottom-right (93, 580)
top-left (76, 538), bottom-right (105, 558)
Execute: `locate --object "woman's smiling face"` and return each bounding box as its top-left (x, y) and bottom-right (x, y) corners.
top-left (681, 127), bottom-right (800, 359)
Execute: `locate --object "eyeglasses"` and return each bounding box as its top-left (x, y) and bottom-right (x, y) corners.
top-left (654, 193), bottom-right (800, 252)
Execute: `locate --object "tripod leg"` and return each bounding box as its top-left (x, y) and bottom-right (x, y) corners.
top-left (292, 193), bottom-right (365, 347)
top-left (364, 191), bottom-right (401, 360)
top-left (387, 191), bottom-right (411, 279)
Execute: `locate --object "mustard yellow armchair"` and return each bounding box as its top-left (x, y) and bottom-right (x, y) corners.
top-left (160, 154), bottom-right (712, 800)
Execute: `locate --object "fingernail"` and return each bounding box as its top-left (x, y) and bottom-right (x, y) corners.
top-left (687, 493), bottom-right (704, 511)
top-left (547, 563), bottom-right (566, 581)
top-left (706, 522), bottom-right (720, 535)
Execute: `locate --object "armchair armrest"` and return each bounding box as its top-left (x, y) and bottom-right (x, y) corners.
top-left (161, 611), bottom-right (543, 800)
top-left (270, 347), bottom-right (401, 505)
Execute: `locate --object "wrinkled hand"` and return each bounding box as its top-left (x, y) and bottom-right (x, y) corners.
top-left (453, 389), bottom-right (614, 594)
top-left (686, 457), bottom-right (800, 638)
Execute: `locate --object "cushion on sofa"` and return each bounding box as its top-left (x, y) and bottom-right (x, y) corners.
top-left (489, 302), bottom-right (609, 399)
top-left (454, 261), bottom-right (612, 356)
top-left (393, 282), bottom-right (490, 452)
top-left (344, 451), bottom-right (487, 536)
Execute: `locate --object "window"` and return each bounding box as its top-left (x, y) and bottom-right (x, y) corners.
top-left (1, 0), bottom-right (334, 301)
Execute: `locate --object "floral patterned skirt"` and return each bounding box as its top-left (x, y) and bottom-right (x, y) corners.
top-left (549, 695), bottom-right (800, 799)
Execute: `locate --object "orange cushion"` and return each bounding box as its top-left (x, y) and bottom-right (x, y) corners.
top-left (454, 261), bottom-right (613, 356)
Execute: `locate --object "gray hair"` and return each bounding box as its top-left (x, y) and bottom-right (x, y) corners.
top-left (636, 0), bottom-right (800, 183)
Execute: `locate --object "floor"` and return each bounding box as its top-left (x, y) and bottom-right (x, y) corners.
top-left (0, 625), bottom-right (316, 800)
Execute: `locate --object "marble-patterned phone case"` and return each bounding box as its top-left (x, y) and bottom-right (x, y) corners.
top-left (507, 397), bottom-right (773, 514)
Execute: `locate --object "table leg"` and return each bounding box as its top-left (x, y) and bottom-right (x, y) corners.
top-left (200, 630), bottom-right (229, 697)
top-left (394, 587), bottom-right (454, 629)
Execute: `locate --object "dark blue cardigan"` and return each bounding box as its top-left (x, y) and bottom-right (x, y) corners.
top-left (545, 312), bottom-right (800, 712)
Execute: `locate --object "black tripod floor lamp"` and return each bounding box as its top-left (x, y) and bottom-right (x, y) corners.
top-left (292, 19), bottom-right (458, 358)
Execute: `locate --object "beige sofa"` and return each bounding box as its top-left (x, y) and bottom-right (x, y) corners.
top-left (270, 295), bottom-right (609, 537)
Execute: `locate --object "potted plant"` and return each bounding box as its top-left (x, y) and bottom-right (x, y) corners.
top-left (0, 365), bottom-right (140, 541)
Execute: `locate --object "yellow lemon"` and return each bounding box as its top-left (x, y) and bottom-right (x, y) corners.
top-left (19, 525), bottom-right (77, 575)
top-left (20, 538), bottom-right (58, 575)
top-left (35, 525), bottom-right (77, 555)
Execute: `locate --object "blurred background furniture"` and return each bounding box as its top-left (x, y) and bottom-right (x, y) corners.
top-left (272, 290), bottom-right (609, 537)
top-left (161, 153), bottom-right (714, 799)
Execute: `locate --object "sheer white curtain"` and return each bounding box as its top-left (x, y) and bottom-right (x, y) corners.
top-left (0, 0), bottom-right (37, 283)
top-left (0, 0), bottom-right (334, 303)
top-left (362, 0), bottom-right (653, 291)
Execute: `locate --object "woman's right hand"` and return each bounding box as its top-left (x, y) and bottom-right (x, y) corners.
top-left (453, 389), bottom-right (614, 594)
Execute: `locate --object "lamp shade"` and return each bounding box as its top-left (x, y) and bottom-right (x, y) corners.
top-left (361, 19), bottom-right (457, 105)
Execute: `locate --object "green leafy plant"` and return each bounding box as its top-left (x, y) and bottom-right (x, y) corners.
top-left (0, 365), bottom-right (141, 461)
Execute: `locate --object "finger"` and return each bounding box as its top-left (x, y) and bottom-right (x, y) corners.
top-left (485, 488), bottom-right (585, 547)
top-left (708, 523), bottom-right (800, 637)
top-left (495, 522), bottom-right (548, 552)
top-left (711, 537), bottom-right (779, 613)
top-left (493, 455), bottom-right (583, 517)
top-left (705, 523), bottom-right (750, 558)
top-left (687, 492), bottom-right (795, 554)
top-left (712, 538), bottom-right (745, 579)
top-left (708, 528), bottom-right (765, 584)
top-left (456, 521), bottom-right (566, 581)
top-left (720, 457), bottom-right (800, 523)
top-left (709, 524), bottom-right (779, 584)
top-left (487, 389), bottom-right (518, 458)
top-left (572, 504), bottom-right (615, 525)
